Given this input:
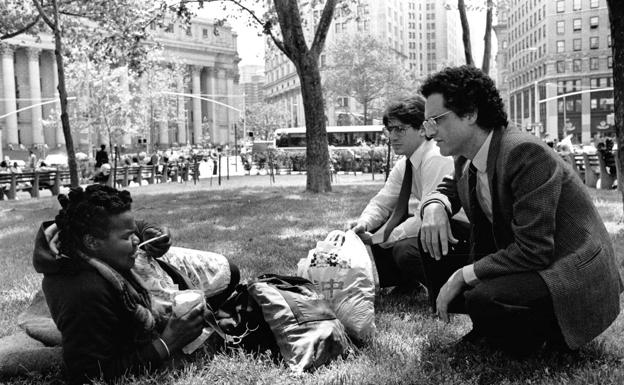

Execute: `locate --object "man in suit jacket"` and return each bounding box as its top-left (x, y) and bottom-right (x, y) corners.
top-left (349, 95), bottom-right (469, 295)
top-left (418, 65), bottom-right (622, 355)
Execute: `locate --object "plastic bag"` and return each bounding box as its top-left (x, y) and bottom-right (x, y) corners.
top-left (297, 230), bottom-right (378, 342)
top-left (161, 246), bottom-right (232, 298)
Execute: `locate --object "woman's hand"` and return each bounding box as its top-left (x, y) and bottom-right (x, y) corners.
top-left (160, 304), bottom-right (205, 353)
top-left (141, 226), bottom-right (172, 257)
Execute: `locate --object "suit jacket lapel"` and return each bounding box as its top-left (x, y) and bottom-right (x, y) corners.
top-left (487, 129), bottom-right (504, 228)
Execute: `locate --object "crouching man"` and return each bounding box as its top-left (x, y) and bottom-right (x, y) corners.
top-left (418, 65), bottom-right (622, 356)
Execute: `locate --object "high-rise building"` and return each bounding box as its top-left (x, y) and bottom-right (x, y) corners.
top-left (0, 17), bottom-right (241, 161)
top-left (263, 0), bottom-right (464, 127)
top-left (239, 64), bottom-right (266, 106)
top-left (496, 0), bottom-right (613, 143)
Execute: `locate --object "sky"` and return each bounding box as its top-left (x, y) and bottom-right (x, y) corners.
top-left (197, 2), bottom-right (266, 66)
top-left (197, 3), bottom-right (494, 69)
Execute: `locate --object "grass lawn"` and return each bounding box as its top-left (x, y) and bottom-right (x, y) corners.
top-left (1, 177), bottom-right (624, 384)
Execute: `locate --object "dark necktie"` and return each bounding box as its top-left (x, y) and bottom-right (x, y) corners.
top-left (468, 163), bottom-right (495, 258)
top-left (384, 159), bottom-right (412, 242)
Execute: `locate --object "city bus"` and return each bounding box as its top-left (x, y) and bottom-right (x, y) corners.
top-left (274, 125), bottom-right (385, 151)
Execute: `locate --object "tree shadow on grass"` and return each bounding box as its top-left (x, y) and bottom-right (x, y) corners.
top-left (420, 336), bottom-right (622, 384)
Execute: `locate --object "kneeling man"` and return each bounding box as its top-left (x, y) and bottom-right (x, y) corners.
top-left (349, 95), bottom-right (469, 297)
top-left (419, 65), bottom-right (622, 355)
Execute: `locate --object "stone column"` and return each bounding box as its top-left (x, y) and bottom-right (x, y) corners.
top-left (176, 73), bottom-right (186, 145)
top-left (1, 44), bottom-right (19, 145)
top-left (226, 71), bottom-right (235, 145)
top-left (217, 68), bottom-right (227, 144)
top-left (207, 67), bottom-right (217, 143)
top-left (27, 48), bottom-right (44, 145)
top-left (191, 65), bottom-right (202, 145)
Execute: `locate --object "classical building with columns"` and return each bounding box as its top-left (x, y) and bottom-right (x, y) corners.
top-left (0, 16), bottom-right (241, 161)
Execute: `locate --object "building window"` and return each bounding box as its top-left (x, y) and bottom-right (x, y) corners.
top-left (165, 23), bottom-right (174, 33)
top-left (573, 0), bottom-right (581, 10)
top-left (590, 36), bottom-right (599, 49)
top-left (320, 54), bottom-right (326, 67)
top-left (590, 57), bottom-right (599, 70)
top-left (590, 16), bottom-right (599, 29)
top-left (556, 21), bottom-right (564, 34)
top-left (608, 34), bottom-right (612, 47)
top-left (573, 59), bottom-right (582, 72)
top-left (590, 0), bottom-right (599, 8)
top-left (186, 27), bottom-right (192, 36)
top-left (608, 56), bottom-right (613, 68)
top-left (557, 40), bottom-right (565, 53)
top-left (556, 0), bottom-right (564, 13)
top-left (203, 28), bottom-right (208, 37)
top-left (573, 38), bottom-right (581, 51)
top-left (573, 18), bottom-right (581, 31)
top-left (557, 60), bottom-right (565, 73)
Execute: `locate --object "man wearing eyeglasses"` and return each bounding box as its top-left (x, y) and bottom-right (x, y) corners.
top-left (348, 95), bottom-right (470, 295)
top-left (418, 65), bottom-right (621, 356)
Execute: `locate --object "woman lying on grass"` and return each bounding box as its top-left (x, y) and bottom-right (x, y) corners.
top-left (32, 184), bottom-right (209, 384)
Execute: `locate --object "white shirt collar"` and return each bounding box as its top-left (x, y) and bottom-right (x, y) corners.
top-left (472, 131), bottom-right (493, 172)
top-left (409, 139), bottom-right (436, 169)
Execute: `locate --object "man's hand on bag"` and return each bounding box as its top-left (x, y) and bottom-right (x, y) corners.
top-left (348, 221), bottom-right (366, 234)
top-left (420, 203), bottom-right (457, 260)
top-left (141, 226), bottom-right (172, 258)
top-left (347, 221), bottom-right (374, 245)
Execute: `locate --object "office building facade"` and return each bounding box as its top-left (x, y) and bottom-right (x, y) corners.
top-left (263, 0), bottom-right (463, 127)
top-left (496, 0), bottom-right (613, 143)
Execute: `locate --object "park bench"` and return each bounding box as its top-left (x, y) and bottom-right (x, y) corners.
top-left (0, 169), bottom-right (71, 200)
top-left (563, 151), bottom-right (617, 189)
top-left (109, 163), bottom-right (200, 187)
top-left (110, 165), bottom-right (159, 187)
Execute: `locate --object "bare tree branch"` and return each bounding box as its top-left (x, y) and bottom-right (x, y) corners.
top-left (481, 0), bottom-right (493, 73)
top-left (310, 0), bottom-right (337, 57)
top-left (458, 0), bottom-right (474, 66)
top-left (32, 0), bottom-right (55, 29)
top-left (0, 15), bottom-right (41, 40)
top-left (273, 0), bottom-right (308, 59)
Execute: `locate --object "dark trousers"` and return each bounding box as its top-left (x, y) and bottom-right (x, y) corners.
top-left (420, 222), bottom-right (565, 354)
top-left (371, 237), bottom-right (425, 288)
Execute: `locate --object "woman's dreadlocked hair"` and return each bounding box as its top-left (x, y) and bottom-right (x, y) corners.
top-left (55, 184), bottom-right (132, 257)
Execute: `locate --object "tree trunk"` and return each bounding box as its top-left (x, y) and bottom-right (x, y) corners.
top-left (297, 53), bottom-right (331, 193)
top-left (458, 0), bottom-right (474, 66)
top-left (363, 101), bottom-right (368, 125)
top-left (607, 0), bottom-right (624, 220)
top-left (52, 0), bottom-right (79, 187)
top-left (481, 0), bottom-right (493, 74)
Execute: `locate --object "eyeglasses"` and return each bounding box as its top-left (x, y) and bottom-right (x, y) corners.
top-left (383, 125), bottom-right (411, 137)
top-left (422, 111), bottom-right (452, 135)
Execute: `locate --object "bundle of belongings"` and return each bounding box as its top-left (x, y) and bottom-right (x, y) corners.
top-left (1, 230), bottom-right (376, 379)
